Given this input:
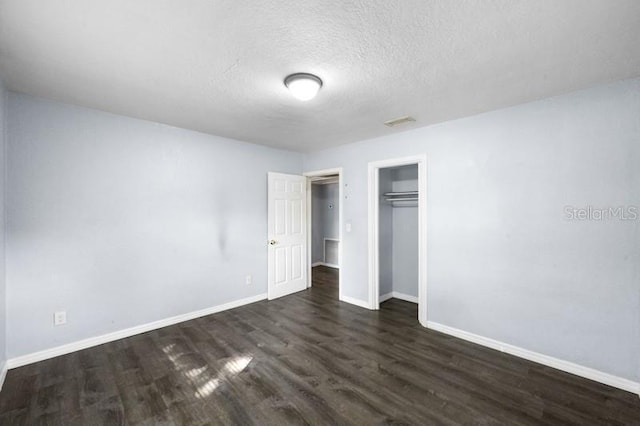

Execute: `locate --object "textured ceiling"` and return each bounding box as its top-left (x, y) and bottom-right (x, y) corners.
top-left (1, 1), bottom-right (639, 152)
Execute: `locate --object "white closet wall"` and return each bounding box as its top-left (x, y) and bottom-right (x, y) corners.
top-left (379, 164), bottom-right (419, 301)
top-left (391, 166), bottom-right (419, 298)
top-left (378, 169), bottom-right (394, 295)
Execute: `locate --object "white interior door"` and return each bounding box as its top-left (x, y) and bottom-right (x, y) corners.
top-left (268, 172), bottom-right (307, 299)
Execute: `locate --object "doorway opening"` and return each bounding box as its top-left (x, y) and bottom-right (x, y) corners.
top-left (305, 168), bottom-right (343, 300)
top-left (368, 156), bottom-right (427, 326)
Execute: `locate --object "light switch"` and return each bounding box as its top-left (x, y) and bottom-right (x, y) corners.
top-left (54, 311), bottom-right (67, 326)
top-left (345, 222), bottom-right (352, 233)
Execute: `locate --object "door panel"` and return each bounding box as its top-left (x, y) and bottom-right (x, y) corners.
top-left (274, 247), bottom-right (287, 284)
top-left (290, 199), bottom-right (302, 234)
top-left (275, 199), bottom-right (286, 235)
top-left (268, 172), bottom-right (307, 299)
top-left (291, 244), bottom-right (303, 279)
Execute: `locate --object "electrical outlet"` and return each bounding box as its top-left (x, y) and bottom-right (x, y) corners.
top-left (54, 311), bottom-right (67, 326)
top-left (245, 274), bottom-right (252, 285)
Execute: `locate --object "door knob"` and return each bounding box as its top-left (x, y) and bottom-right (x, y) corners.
top-left (269, 240), bottom-right (277, 245)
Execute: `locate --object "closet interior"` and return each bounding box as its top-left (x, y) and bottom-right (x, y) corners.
top-left (311, 175), bottom-right (340, 269)
top-left (378, 164), bottom-right (419, 305)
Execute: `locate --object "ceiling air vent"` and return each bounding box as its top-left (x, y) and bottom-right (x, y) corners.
top-left (384, 116), bottom-right (416, 127)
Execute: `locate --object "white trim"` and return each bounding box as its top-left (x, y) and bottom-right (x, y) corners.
top-left (308, 176), bottom-right (339, 185)
top-left (0, 361), bottom-right (7, 392)
top-left (379, 292), bottom-right (419, 304)
top-left (6, 293), bottom-right (267, 369)
top-left (392, 292), bottom-right (419, 303)
top-left (368, 155), bottom-right (428, 326)
top-left (427, 321), bottom-right (640, 395)
top-left (304, 167), bottom-right (343, 299)
top-left (417, 158), bottom-right (428, 326)
top-left (367, 163), bottom-right (378, 310)
top-left (312, 261), bottom-right (339, 269)
top-left (339, 295), bottom-right (370, 309)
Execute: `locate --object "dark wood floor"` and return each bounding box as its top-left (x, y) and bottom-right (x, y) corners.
top-left (1, 266), bottom-right (639, 425)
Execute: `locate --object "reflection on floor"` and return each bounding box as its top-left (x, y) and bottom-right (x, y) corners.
top-left (1, 265), bottom-right (639, 424)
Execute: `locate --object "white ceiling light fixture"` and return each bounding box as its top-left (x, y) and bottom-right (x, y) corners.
top-left (284, 73), bottom-right (322, 101)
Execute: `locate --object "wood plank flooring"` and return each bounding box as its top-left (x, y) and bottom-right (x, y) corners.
top-left (1, 265), bottom-right (639, 425)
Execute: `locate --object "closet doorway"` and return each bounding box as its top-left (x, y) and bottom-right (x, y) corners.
top-left (368, 156), bottom-right (427, 326)
top-left (304, 168), bottom-right (343, 300)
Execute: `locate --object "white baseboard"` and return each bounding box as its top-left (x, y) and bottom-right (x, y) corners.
top-left (340, 295), bottom-right (371, 309)
top-left (312, 262), bottom-right (339, 269)
top-left (379, 292), bottom-right (393, 302)
top-left (393, 292), bottom-right (418, 303)
top-left (0, 361), bottom-right (7, 392)
top-left (6, 293), bottom-right (268, 370)
top-left (427, 321), bottom-right (640, 395)
top-left (379, 291), bottom-right (418, 304)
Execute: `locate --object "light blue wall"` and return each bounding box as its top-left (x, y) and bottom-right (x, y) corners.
top-left (311, 183), bottom-right (339, 263)
top-left (304, 78), bottom-right (640, 382)
top-left (0, 78), bottom-right (7, 374)
top-left (6, 93), bottom-right (302, 358)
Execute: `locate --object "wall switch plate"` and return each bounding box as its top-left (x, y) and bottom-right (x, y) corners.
top-left (245, 275), bottom-right (252, 285)
top-left (54, 311), bottom-right (67, 326)
top-left (346, 222), bottom-right (352, 233)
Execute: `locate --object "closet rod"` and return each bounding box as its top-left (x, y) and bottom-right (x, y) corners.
top-left (385, 197), bottom-right (419, 202)
top-left (383, 191), bottom-right (418, 196)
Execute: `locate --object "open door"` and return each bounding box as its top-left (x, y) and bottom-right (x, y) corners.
top-left (268, 172), bottom-right (307, 300)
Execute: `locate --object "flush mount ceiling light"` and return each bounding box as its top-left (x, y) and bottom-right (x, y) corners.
top-left (284, 73), bottom-right (322, 101)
